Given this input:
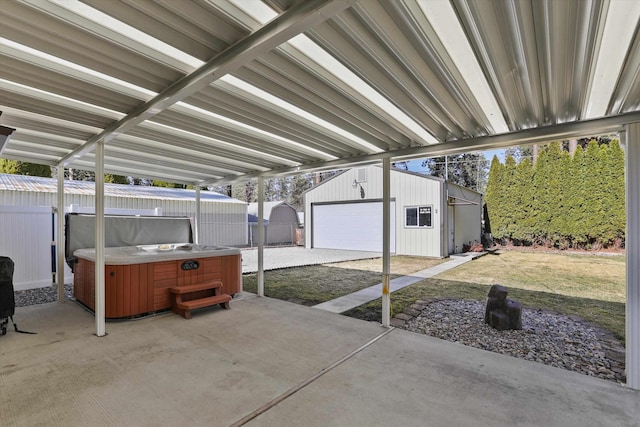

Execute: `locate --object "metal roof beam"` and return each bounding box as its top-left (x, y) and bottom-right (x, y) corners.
top-left (200, 110), bottom-right (640, 186)
top-left (58, 0), bottom-right (356, 166)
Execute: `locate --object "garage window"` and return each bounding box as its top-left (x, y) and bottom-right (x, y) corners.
top-left (405, 206), bottom-right (432, 228)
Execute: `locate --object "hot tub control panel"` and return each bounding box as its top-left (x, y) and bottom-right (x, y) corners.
top-left (181, 260), bottom-right (200, 271)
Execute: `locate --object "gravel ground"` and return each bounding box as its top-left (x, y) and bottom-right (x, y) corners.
top-left (403, 299), bottom-right (626, 384)
top-left (14, 283), bottom-right (74, 307)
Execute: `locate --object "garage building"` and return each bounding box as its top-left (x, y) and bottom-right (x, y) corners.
top-left (304, 166), bottom-right (482, 257)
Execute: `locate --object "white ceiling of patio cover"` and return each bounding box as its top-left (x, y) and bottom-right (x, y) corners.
top-left (1, 0), bottom-right (639, 186)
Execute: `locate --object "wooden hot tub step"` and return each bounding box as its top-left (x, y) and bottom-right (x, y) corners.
top-left (175, 294), bottom-right (232, 319)
top-left (169, 281), bottom-right (231, 319)
top-left (170, 281), bottom-right (223, 295)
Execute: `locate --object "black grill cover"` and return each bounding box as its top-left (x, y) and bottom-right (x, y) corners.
top-left (0, 257), bottom-right (16, 319)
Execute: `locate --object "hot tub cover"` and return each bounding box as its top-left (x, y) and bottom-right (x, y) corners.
top-left (65, 213), bottom-right (193, 269)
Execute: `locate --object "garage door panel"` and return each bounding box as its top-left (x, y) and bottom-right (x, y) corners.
top-left (313, 202), bottom-right (395, 252)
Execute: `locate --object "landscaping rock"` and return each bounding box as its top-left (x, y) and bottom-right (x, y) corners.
top-left (390, 318), bottom-right (406, 328)
top-left (403, 299), bottom-right (626, 384)
top-left (484, 284), bottom-right (522, 330)
top-left (394, 313), bottom-right (413, 321)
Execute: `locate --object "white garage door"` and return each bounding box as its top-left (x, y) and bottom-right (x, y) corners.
top-left (312, 202), bottom-right (396, 252)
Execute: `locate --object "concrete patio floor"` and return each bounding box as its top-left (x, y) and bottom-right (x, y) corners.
top-left (1, 297), bottom-right (638, 427)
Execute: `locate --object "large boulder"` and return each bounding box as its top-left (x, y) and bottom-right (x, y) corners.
top-left (484, 284), bottom-right (522, 330)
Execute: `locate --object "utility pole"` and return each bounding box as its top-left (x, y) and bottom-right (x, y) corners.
top-left (445, 155), bottom-right (448, 180)
top-left (476, 155), bottom-right (480, 191)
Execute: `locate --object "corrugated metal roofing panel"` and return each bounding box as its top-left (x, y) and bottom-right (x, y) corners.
top-left (0, 0), bottom-right (638, 186)
top-left (0, 173), bottom-right (244, 204)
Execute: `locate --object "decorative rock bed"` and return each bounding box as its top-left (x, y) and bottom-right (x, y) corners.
top-left (392, 298), bottom-right (626, 384)
top-left (14, 283), bottom-right (74, 307)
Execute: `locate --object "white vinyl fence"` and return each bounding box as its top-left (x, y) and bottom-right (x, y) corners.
top-left (0, 205), bottom-right (160, 291)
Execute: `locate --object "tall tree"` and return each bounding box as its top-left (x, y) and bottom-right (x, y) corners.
top-left (511, 158), bottom-right (534, 242)
top-left (583, 140), bottom-right (605, 245)
top-left (422, 153), bottom-right (488, 190)
top-left (483, 139), bottom-right (625, 249)
top-left (128, 177), bottom-right (153, 186)
top-left (484, 155), bottom-right (505, 238)
top-left (531, 148), bottom-right (549, 243)
top-left (288, 174), bottom-right (313, 210)
top-left (64, 168), bottom-right (94, 181)
top-left (577, 135), bottom-right (612, 150)
top-left (152, 180), bottom-right (188, 188)
top-left (545, 142), bottom-right (565, 244)
top-left (272, 177), bottom-right (290, 200)
top-left (0, 159), bottom-right (51, 177)
top-left (105, 174), bottom-right (129, 184)
top-left (558, 150), bottom-right (574, 246)
top-left (231, 181), bottom-right (257, 203)
top-left (605, 139), bottom-right (625, 246)
top-left (569, 145), bottom-right (587, 246)
top-left (504, 145), bottom-right (534, 163)
top-left (264, 177), bottom-right (280, 201)
top-left (500, 155), bottom-right (518, 239)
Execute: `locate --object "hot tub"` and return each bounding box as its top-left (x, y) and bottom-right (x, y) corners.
top-left (73, 244), bottom-right (242, 318)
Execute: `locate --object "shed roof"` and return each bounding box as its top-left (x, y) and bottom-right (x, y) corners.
top-left (1, 0), bottom-right (638, 185)
top-left (247, 201), bottom-right (298, 221)
top-left (0, 173), bottom-right (243, 203)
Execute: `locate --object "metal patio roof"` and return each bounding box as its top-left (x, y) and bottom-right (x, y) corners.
top-left (2, 0), bottom-right (640, 390)
top-left (1, 0), bottom-right (639, 186)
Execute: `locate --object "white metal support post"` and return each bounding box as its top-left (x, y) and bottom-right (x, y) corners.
top-left (56, 166), bottom-right (65, 302)
top-left (95, 141), bottom-right (106, 337)
top-left (625, 124), bottom-right (640, 390)
top-left (382, 158), bottom-right (391, 327)
top-left (195, 186), bottom-right (201, 244)
top-left (258, 177), bottom-right (265, 297)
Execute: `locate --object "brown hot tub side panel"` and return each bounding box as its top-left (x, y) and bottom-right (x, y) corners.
top-left (153, 261), bottom-right (176, 312)
top-left (74, 254), bottom-right (241, 319)
top-left (220, 254), bottom-right (241, 296)
top-left (75, 260), bottom-right (154, 318)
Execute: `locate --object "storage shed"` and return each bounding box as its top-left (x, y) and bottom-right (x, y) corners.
top-left (247, 201), bottom-right (300, 246)
top-left (304, 166), bottom-right (482, 257)
top-left (0, 174), bottom-right (247, 290)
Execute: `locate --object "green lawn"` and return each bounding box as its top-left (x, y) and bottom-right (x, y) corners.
top-left (243, 251), bottom-right (626, 342)
top-left (436, 251), bottom-right (625, 303)
top-left (242, 256), bottom-right (444, 306)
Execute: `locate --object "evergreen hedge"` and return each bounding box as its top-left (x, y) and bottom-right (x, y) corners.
top-left (485, 140), bottom-right (625, 249)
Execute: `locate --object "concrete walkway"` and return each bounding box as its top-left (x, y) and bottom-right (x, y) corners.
top-left (312, 253), bottom-right (483, 313)
top-left (241, 247), bottom-right (381, 273)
